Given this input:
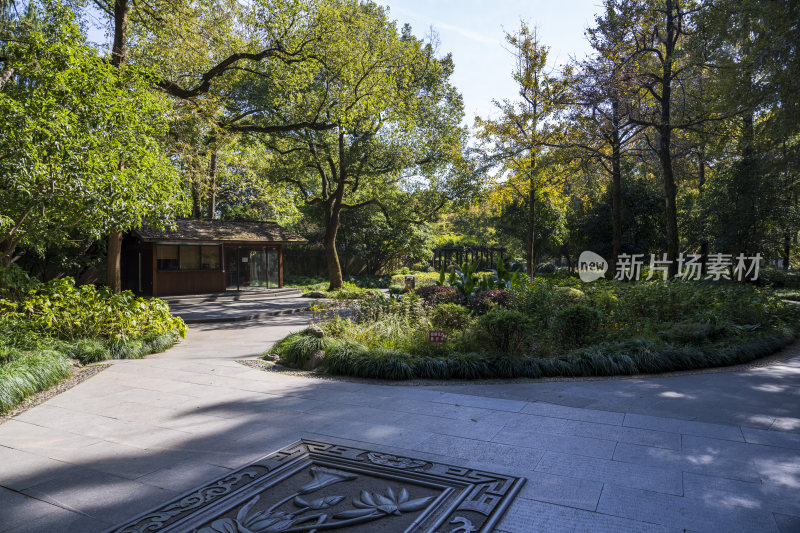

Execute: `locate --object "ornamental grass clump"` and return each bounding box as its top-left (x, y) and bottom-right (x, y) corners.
top-left (0, 349), bottom-right (72, 413)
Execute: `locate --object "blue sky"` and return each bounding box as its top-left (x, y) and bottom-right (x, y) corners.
top-left (377, 1), bottom-right (602, 124)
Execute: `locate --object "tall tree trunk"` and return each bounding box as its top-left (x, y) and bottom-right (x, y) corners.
top-left (660, 127), bottom-right (679, 278)
top-left (191, 181), bottom-right (202, 218)
top-left (698, 147), bottom-right (709, 274)
top-left (323, 202), bottom-right (344, 290)
top-left (207, 146), bottom-right (217, 220)
top-left (527, 152), bottom-right (536, 278)
top-left (783, 232), bottom-right (791, 271)
top-left (107, 231), bottom-right (123, 291)
top-left (106, 0), bottom-right (129, 293)
top-left (611, 98), bottom-right (622, 274)
top-left (660, 0), bottom-right (679, 278)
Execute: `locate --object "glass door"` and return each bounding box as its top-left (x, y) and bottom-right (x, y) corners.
top-left (249, 249), bottom-right (267, 288)
top-left (267, 249), bottom-right (279, 288)
top-left (225, 247), bottom-right (239, 289)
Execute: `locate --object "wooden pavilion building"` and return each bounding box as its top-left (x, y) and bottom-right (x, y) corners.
top-left (121, 219), bottom-right (307, 297)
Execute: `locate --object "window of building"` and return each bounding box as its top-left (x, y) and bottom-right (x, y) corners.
top-left (156, 245), bottom-right (179, 271)
top-left (179, 245), bottom-right (201, 270)
top-left (157, 244), bottom-right (222, 271)
top-left (201, 245), bottom-right (221, 270)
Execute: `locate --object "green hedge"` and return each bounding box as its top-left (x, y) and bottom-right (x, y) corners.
top-left (316, 327), bottom-right (798, 381)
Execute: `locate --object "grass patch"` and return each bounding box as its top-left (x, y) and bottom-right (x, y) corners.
top-left (0, 350), bottom-right (72, 413)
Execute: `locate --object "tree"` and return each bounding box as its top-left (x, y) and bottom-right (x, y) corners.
top-left (476, 23), bottom-right (566, 276)
top-left (89, 0), bottom-right (338, 290)
top-left (616, 0), bottom-right (707, 276)
top-left (246, 1), bottom-right (467, 289)
top-left (0, 4), bottom-right (183, 266)
top-left (568, 5), bottom-right (641, 271)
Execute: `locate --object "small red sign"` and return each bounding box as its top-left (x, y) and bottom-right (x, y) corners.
top-left (428, 330), bottom-right (447, 343)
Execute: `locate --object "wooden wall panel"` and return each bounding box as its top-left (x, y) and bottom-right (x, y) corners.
top-left (155, 271), bottom-right (225, 296)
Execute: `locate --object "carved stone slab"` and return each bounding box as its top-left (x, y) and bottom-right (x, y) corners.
top-left (106, 439), bottom-right (525, 533)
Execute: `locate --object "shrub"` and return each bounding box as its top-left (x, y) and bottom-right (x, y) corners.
top-left (355, 293), bottom-right (427, 324)
top-left (325, 345), bottom-right (413, 380)
top-left (63, 338), bottom-right (110, 364)
top-left (415, 284), bottom-right (460, 305)
top-left (509, 281), bottom-right (557, 327)
top-left (61, 333), bottom-right (177, 364)
top-left (552, 304), bottom-right (601, 347)
top-left (469, 290), bottom-right (511, 314)
top-left (430, 303), bottom-right (471, 331)
top-left (140, 332), bottom-right (177, 354)
top-left (390, 272), bottom-right (441, 290)
top-left (0, 270), bottom-right (185, 341)
top-left (270, 334), bottom-right (327, 368)
top-left (0, 350), bottom-right (72, 413)
top-left (552, 286), bottom-right (588, 308)
top-left (657, 321), bottom-right (731, 344)
top-left (474, 309), bottom-right (535, 354)
top-left (329, 282), bottom-right (382, 300)
top-left (536, 262), bottom-right (557, 274)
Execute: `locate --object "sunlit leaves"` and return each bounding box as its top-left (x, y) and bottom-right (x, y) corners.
top-left (0, 4), bottom-right (185, 260)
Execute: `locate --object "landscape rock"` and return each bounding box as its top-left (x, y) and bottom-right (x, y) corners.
top-left (301, 324), bottom-right (325, 338)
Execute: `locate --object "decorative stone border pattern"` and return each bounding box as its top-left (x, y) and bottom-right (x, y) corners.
top-left (106, 439), bottom-right (525, 533)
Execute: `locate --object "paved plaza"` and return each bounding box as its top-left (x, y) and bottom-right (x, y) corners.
top-left (1, 315), bottom-right (799, 532)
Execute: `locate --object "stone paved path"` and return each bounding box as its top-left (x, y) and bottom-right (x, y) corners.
top-left (1, 315), bottom-right (799, 532)
top-left (167, 293), bottom-right (311, 323)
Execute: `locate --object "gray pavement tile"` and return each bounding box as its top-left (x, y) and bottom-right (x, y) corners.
top-left (683, 472), bottom-right (800, 518)
top-left (492, 422), bottom-right (618, 459)
top-left (13, 405), bottom-right (192, 449)
top-left (368, 396), bottom-right (513, 423)
top-left (314, 419), bottom-right (435, 450)
top-left (612, 441), bottom-right (762, 483)
top-left (135, 459), bottom-right (231, 492)
top-left (98, 387), bottom-right (201, 409)
top-left (770, 416), bottom-right (800, 433)
top-left (432, 392), bottom-right (528, 412)
top-left (598, 483), bottom-right (778, 533)
top-left (680, 434), bottom-right (800, 488)
top-left (774, 513), bottom-right (800, 533)
top-left (0, 420), bottom-right (100, 456)
top-left (624, 413), bottom-right (744, 442)
top-left (536, 451), bottom-right (684, 495)
top-left (21, 467), bottom-right (178, 524)
top-left (498, 497), bottom-right (667, 533)
top-left (521, 402), bottom-right (625, 425)
top-left (393, 411), bottom-right (506, 441)
top-left (0, 446), bottom-right (77, 491)
top-left (516, 472), bottom-right (604, 512)
top-left (44, 441), bottom-right (185, 480)
top-left (6, 505), bottom-right (109, 533)
top-left (413, 434), bottom-right (544, 471)
top-left (742, 426), bottom-right (800, 450)
top-left (505, 413), bottom-right (682, 450)
top-left (0, 486), bottom-right (66, 532)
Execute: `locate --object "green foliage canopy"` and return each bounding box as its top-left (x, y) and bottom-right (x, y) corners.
top-left (0, 5), bottom-right (184, 263)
